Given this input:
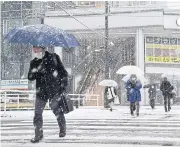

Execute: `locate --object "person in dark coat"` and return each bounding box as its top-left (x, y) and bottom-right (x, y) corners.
top-left (160, 77), bottom-right (173, 112)
top-left (144, 84), bottom-right (157, 109)
top-left (28, 46), bottom-right (68, 143)
top-left (126, 74), bottom-right (142, 116)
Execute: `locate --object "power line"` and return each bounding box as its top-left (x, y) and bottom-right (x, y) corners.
top-left (53, 2), bottom-right (108, 40)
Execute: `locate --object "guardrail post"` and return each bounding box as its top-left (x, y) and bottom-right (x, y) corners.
top-left (85, 95), bottom-right (87, 106)
top-left (17, 95), bottom-right (20, 109)
top-left (97, 95), bottom-right (99, 106)
top-left (82, 94), bottom-right (85, 106)
top-left (33, 93), bottom-right (36, 109)
top-left (4, 92), bottom-right (7, 116)
top-left (78, 94), bottom-right (80, 108)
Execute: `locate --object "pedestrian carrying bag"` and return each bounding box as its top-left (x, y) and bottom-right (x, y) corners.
top-left (52, 53), bottom-right (73, 114)
top-left (114, 96), bottom-right (120, 105)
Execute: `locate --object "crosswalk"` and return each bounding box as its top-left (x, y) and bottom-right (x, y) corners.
top-left (1, 113), bottom-right (180, 147)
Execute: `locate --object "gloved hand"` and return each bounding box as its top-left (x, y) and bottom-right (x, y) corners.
top-left (37, 63), bottom-right (46, 73)
top-left (129, 89), bottom-right (134, 94)
top-left (131, 83), bottom-right (136, 88)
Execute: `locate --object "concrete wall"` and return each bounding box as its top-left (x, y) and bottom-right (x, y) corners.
top-left (44, 11), bottom-right (164, 30)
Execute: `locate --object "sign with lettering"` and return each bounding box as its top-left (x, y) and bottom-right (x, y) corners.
top-left (145, 37), bottom-right (180, 64)
top-left (1, 79), bottom-right (28, 90)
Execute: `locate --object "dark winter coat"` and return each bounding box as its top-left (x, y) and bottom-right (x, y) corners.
top-left (28, 51), bottom-right (68, 101)
top-left (160, 81), bottom-right (172, 97)
top-left (148, 86), bottom-right (156, 99)
top-left (126, 80), bottom-right (142, 103)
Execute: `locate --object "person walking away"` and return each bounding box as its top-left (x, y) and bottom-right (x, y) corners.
top-left (160, 77), bottom-right (173, 112)
top-left (28, 46), bottom-right (68, 143)
top-left (126, 75), bottom-right (142, 116)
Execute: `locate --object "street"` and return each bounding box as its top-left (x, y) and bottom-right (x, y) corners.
top-left (1, 106), bottom-right (180, 147)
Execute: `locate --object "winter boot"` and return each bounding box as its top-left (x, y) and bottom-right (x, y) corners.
top-left (168, 106), bottom-right (171, 111)
top-left (130, 104), bottom-right (134, 116)
top-left (59, 124), bottom-right (66, 137)
top-left (137, 112), bottom-right (139, 117)
top-left (30, 129), bottom-right (43, 143)
top-left (133, 104), bottom-right (136, 111)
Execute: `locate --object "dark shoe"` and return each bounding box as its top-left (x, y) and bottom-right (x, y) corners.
top-left (133, 105), bottom-right (136, 111)
top-left (110, 108), bottom-right (113, 111)
top-left (59, 124), bottom-right (66, 138)
top-left (30, 136), bottom-right (43, 143)
top-left (30, 129), bottom-right (43, 143)
top-left (164, 106), bottom-right (168, 112)
top-left (59, 132), bottom-right (66, 137)
top-left (168, 106), bottom-right (171, 111)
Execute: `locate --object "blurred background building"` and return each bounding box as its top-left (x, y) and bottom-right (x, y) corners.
top-left (1, 1), bottom-right (180, 105)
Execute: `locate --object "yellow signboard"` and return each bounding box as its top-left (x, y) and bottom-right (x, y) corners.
top-left (146, 44), bottom-right (179, 50)
top-left (145, 37), bottom-right (180, 64)
top-left (146, 56), bottom-right (180, 63)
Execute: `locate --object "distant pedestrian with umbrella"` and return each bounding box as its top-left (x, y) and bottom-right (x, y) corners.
top-left (99, 79), bottom-right (119, 111)
top-left (104, 86), bottom-right (118, 111)
top-left (143, 84), bottom-right (157, 109)
top-left (125, 74), bottom-right (142, 116)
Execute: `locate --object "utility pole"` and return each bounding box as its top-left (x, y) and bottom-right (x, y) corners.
top-left (0, 2), bottom-right (2, 89)
top-left (104, 1), bottom-right (109, 108)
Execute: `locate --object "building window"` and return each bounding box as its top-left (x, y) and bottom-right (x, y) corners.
top-left (77, 1), bottom-right (96, 7)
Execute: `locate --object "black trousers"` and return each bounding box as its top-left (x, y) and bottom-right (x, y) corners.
top-left (33, 95), bottom-right (66, 132)
top-left (130, 101), bottom-right (139, 115)
top-left (163, 95), bottom-right (171, 111)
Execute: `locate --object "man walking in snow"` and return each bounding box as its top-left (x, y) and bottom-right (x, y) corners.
top-left (28, 46), bottom-right (68, 143)
top-left (160, 77), bottom-right (173, 112)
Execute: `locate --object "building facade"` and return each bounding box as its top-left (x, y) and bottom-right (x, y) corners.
top-left (1, 1), bottom-right (180, 105)
top-left (44, 1), bottom-right (180, 105)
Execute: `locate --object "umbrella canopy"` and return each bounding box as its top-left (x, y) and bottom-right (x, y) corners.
top-left (161, 71), bottom-right (180, 80)
top-left (143, 83), bottom-right (159, 88)
top-left (99, 79), bottom-right (118, 87)
top-left (122, 74), bottom-right (147, 84)
top-left (4, 24), bottom-right (80, 48)
top-left (116, 65), bottom-right (144, 75)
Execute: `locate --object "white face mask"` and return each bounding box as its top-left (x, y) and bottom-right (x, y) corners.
top-left (131, 78), bottom-right (136, 81)
top-left (34, 52), bottom-right (43, 59)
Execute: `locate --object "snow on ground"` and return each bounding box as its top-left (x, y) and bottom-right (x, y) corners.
top-left (1, 106), bottom-right (180, 120)
top-left (1, 106), bottom-right (180, 147)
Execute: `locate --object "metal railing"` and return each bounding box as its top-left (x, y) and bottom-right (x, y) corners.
top-left (0, 90), bottom-right (100, 116)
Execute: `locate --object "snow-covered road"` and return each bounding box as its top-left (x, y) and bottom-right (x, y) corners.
top-left (1, 106), bottom-right (180, 147)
